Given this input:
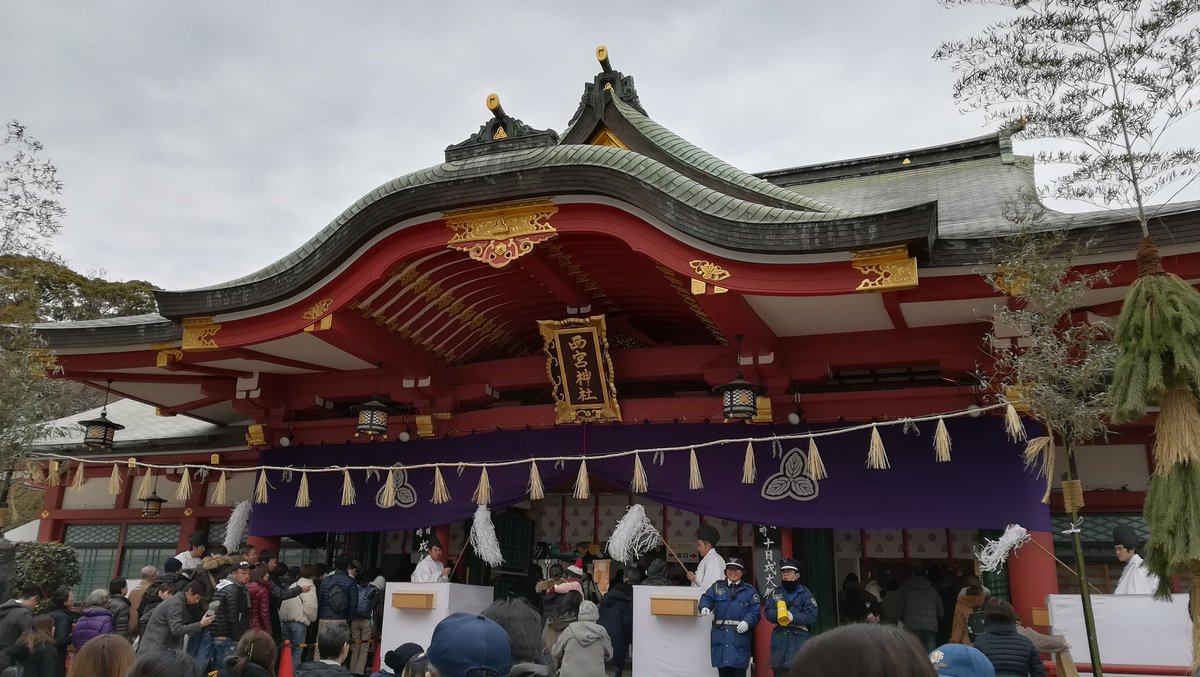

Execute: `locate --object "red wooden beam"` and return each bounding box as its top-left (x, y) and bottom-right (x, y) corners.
top-left (229, 347), bottom-right (331, 373)
top-left (519, 250), bottom-right (595, 310)
top-left (55, 370), bottom-right (217, 385)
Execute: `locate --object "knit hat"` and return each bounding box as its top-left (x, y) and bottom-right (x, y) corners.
top-left (163, 557), bottom-right (182, 573)
top-left (384, 643), bottom-right (424, 674)
top-left (930, 644), bottom-right (996, 677)
top-left (566, 559), bottom-right (585, 578)
top-left (428, 613), bottom-right (512, 677)
top-left (577, 600), bottom-right (599, 622)
top-left (372, 575), bottom-right (386, 590)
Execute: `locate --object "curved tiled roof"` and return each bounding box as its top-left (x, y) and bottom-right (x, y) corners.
top-left (153, 142), bottom-right (937, 318)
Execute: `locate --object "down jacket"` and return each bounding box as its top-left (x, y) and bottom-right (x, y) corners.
top-left (71, 606), bottom-right (115, 650)
top-left (247, 581), bottom-right (271, 632)
top-left (280, 578), bottom-right (318, 626)
top-left (210, 578), bottom-right (250, 640)
top-left (899, 576), bottom-right (944, 633)
top-left (972, 621), bottom-right (1047, 677)
top-left (551, 601), bottom-right (612, 677)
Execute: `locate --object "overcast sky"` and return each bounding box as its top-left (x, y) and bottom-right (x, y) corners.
top-left (2, 1), bottom-right (1193, 291)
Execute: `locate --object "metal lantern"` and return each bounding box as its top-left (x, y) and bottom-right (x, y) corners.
top-left (714, 335), bottom-right (765, 420)
top-left (715, 374), bottom-right (766, 420)
top-left (353, 399), bottom-right (390, 437)
top-left (80, 380), bottom-right (123, 450)
top-left (141, 490), bottom-right (167, 517)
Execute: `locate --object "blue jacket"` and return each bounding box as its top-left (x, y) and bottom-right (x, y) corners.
top-left (318, 571), bottom-right (358, 622)
top-left (763, 583), bottom-right (818, 668)
top-left (698, 580), bottom-right (761, 669)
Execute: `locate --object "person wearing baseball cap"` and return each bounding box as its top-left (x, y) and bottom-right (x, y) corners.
top-left (929, 643), bottom-right (996, 677)
top-left (764, 559), bottom-right (818, 676)
top-left (688, 524), bottom-right (727, 591)
top-left (698, 557), bottom-right (760, 676)
top-left (425, 613), bottom-right (512, 677)
top-left (1113, 525), bottom-right (1160, 594)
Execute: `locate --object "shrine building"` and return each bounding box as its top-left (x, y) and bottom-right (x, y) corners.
top-left (24, 49), bottom-right (1200, 647)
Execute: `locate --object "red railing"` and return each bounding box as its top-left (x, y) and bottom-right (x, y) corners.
top-left (1044, 661), bottom-right (1192, 675)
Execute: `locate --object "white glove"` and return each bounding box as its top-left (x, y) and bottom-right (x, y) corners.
top-left (699, 607), bottom-right (712, 616)
top-left (736, 621), bottom-right (749, 634)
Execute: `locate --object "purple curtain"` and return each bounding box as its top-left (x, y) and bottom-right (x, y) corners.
top-left (249, 417), bottom-right (1048, 536)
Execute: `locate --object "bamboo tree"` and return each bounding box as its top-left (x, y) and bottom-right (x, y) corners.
top-left (938, 1), bottom-right (1200, 669)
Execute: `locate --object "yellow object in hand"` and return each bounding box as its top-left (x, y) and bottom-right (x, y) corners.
top-left (777, 600), bottom-right (790, 626)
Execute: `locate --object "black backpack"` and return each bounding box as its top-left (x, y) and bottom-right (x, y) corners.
top-left (966, 605), bottom-right (987, 639)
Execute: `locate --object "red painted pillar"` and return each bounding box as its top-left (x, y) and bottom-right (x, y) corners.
top-left (1008, 530), bottom-right (1059, 633)
top-left (246, 536), bottom-right (279, 563)
top-left (755, 529), bottom-right (794, 677)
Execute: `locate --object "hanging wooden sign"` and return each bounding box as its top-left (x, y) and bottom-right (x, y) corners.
top-left (538, 315), bottom-right (622, 424)
top-left (753, 524), bottom-right (782, 596)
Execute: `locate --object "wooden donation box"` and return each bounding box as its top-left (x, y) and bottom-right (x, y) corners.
top-left (633, 585), bottom-right (712, 677)
top-left (381, 583), bottom-right (495, 653)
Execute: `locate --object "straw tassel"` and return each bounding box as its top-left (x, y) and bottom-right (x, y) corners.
top-left (867, 426), bottom-right (890, 469)
top-left (341, 469), bottom-right (356, 506)
top-left (70, 462), bottom-right (85, 492)
top-left (688, 448), bottom-right (704, 490)
top-left (741, 442), bottom-right (756, 484)
top-left (630, 453), bottom-right (648, 493)
top-left (380, 469), bottom-right (397, 508)
top-left (574, 459), bottom-right (591, 500)
top-left (254, 470), bottom-right (270, 504)
top-left (1004, 403), bottom-right (1027, 442)
top-left (527, 461), bottom-right (544, 501)
top-left (175, 467), bottom-right (192, 502)
top-left (432, 467), bottom-right (451, 504)
top-left (46, 461), bottom-right (60, 486)
top-left (26, 463), bottom-right (45, 486)
top-left (294, 472), bottom-right (311, 508)
top-left (1022, 436), bottom-right (1056, 504)
top-left (136, 468), bottom-right (153, 500)
top-left (934, 418), bottom-right (952, 462)
top-left (473, 467), bottom-right (492, 506)
top-left (212, 471), bottom-right (228, 505)
top-left (807, 438), bottom-right (827, 480)
top-left (107, 465), bottom-right (122, 495)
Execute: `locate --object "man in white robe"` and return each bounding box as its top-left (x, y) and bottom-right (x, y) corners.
top-left (412, 538), bottom-right (451, 583)
top-left (1113, 526), bottom-right (1161, 595)
top-left (688, 524), bottom-right (726, 590)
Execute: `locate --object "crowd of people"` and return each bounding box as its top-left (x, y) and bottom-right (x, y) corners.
top-left (0, 522), bottom-right (1133, 677)
top-left (0, 534), bottom-right (388, 677)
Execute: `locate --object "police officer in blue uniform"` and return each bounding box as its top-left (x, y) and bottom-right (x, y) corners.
top-left (698, 557), bottom-right (761, 677)
top-left (763, 558), bottom-right (819, 677)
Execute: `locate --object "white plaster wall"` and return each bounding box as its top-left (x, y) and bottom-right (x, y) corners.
top-left (1053, 444), bottom-right (1148, 491)
top-left (61, 477), bottom-right (115, 510)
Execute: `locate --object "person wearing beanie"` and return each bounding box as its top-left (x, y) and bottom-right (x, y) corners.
top-left (688, 524), bottom-right (726, 590)
top-left (929, 643), bottom-right (997, 677)
top-left (369, 642), bottom-right (422, 676)
top-left (1113, 526), bottom-right (1160, 594)
top-left (551, 601), bottom-right (611, 677)
top-left (698, 557), bottom-right (761, 677)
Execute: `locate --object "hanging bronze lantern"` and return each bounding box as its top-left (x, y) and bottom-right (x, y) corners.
top-left (80, 380), bottom-right (124, 450)
top-left (714, 335), bottom-right (765, 420)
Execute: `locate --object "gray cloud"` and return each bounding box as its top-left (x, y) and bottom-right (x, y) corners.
top-left (2, 1), bottom-right (1191, 290)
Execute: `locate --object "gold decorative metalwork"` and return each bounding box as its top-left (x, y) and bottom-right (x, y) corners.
top-left (181, 317), bottom-right (221, 351)
top-left (850, 245), bottom-right (919, 293)
top-left (590, 127), bottom-right (628, 149)
top-left (539, 315), bottom-right (622, 424)
top-left (302, 298), bottom-right (334, 320)
top-left (414, 415), bottom-right (435, 438)
top-left (155, 348), bottom-right (183, 368)
top-left (493, 126), bottom-right (507, 140)
top-left (303, 315), bottom-right (333, 332)
top-left (545, 244), bottom-right (612, 308)
top-left (751, 396), bottom-right (774, 424)
top-left (689, 260), bottom-right (731, 282)
top-left (245, 424), bottom-right (267, 447)
top-left (444, 199), bottom-right (559, 269)
top-left (656, 265), bottom-right (727, 344)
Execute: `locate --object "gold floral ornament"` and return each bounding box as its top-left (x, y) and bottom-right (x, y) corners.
top-left (444, 199), bottom-right (558, 269)
top-left (689, 260), bottom-right (731, 281)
